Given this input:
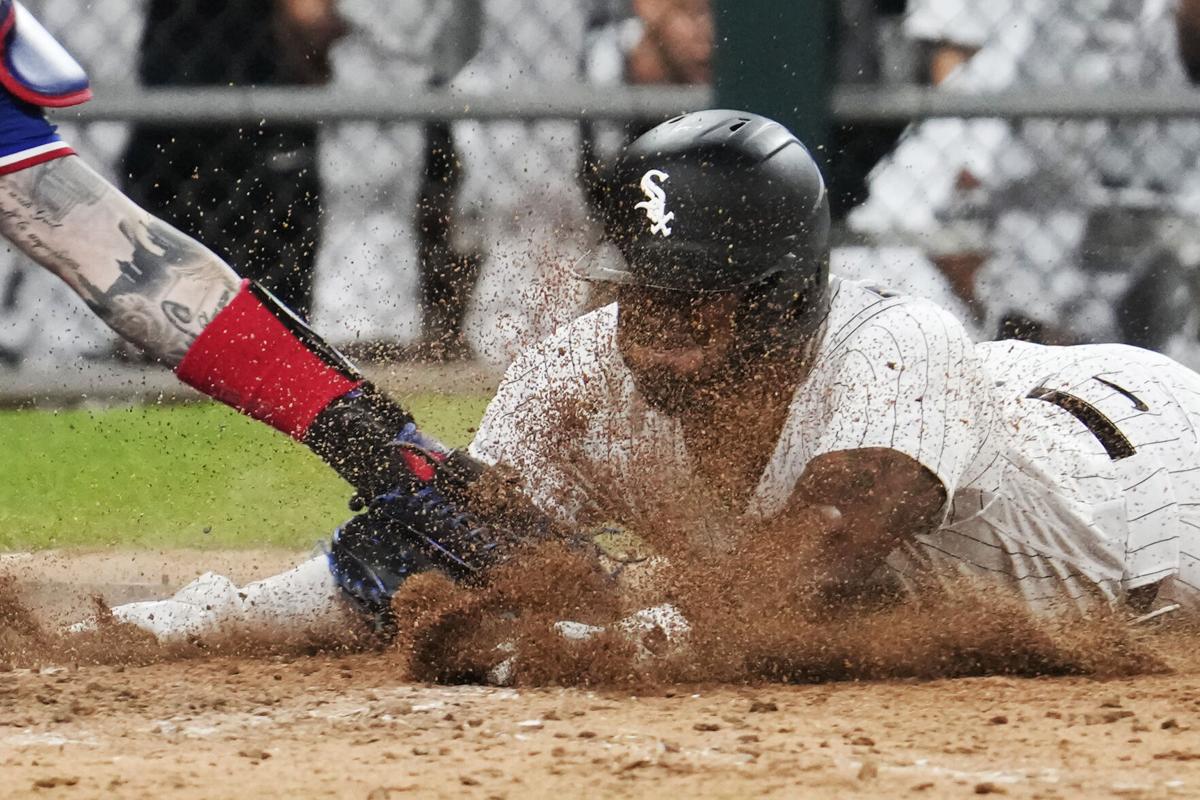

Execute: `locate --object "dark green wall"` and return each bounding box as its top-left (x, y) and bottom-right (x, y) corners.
top-left (712, 0), bottom-right (832, 161)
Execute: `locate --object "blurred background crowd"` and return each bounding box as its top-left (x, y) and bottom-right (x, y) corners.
top-left (5, 0), bottom-right (1200, 376)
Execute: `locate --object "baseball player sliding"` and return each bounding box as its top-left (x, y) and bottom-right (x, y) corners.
top-left (86, 111), bottom-right (1200, 653)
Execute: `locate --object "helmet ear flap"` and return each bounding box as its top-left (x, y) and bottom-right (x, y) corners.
top-left (733, 260), bottom-right (830, 364)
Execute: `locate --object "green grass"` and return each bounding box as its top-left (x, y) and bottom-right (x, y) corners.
top-left (0, 395), bottom-right (489, 551)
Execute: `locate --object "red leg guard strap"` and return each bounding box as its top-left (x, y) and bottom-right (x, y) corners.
top-left (176, 280), bottom-right (362, 439)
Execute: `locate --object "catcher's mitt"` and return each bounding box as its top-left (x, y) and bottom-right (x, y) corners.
top-left (326, 440), bottom-right (574, 629)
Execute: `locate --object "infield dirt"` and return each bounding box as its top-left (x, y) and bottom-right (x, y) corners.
top-left (2, 549), bottom-right (1200, 798)
top-left (3, 644), bottom-right (1200, 799)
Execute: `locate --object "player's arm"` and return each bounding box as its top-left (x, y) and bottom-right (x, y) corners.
top-left (0, 3), bottom-right (411, 491)
top-left (0, 149), bottom-right (498, 526)
top-left (770, 299), bottom-right (989, 597)
top-left (0, 155), bottom-right (240, 363)
top-left (0, 150), bottom-right (452, 498)
top-left (786, 447), bottom-right (947, 595)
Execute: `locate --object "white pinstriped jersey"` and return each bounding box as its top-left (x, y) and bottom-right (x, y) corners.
top-left (469, 278), bottom-right (1200, 613)
top-left (894, 339), bottom-right (1200, 612)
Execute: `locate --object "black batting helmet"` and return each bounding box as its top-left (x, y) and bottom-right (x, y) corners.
top-left (581, 109), bottom-right (832, 355)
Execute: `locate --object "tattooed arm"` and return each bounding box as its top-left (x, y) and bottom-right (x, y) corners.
top-left (0, 155), bottom-right (239, 366)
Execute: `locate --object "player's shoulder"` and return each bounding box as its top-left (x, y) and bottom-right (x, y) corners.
top-left (974, 339), bottom-right (1185, 388)
top-left (524, 303), bottom-right (617, 362)
top-left (497, 303), bottom-right (620, 391)
top-left (820, 277), bottom-right (973, 354)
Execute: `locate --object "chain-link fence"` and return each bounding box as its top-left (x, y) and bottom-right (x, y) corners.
top-left (846, 0), bottom-right (1200, 369)
top-left (3, 0), bottom-right (1200, 375)
top-left (3, 0), bottom-right (628, 369)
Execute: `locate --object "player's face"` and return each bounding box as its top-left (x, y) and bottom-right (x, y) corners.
top-left (616, 285), bottom-right (740, 414)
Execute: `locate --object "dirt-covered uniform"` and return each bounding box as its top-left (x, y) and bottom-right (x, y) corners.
top-left (470, 277), bottom-right (1200, 614)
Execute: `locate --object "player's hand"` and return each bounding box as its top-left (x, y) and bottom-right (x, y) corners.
top-left (780, 448), bottom-right (946, 597)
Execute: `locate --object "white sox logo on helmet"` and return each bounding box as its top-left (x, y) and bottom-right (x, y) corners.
top-left (635, 169), bottom-right (675, 237)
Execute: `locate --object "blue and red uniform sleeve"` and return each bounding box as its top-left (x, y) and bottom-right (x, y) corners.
top-left (0, 0), bottom-right (90, 175)
top-left (0, 87), bottom-right (70, 175)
